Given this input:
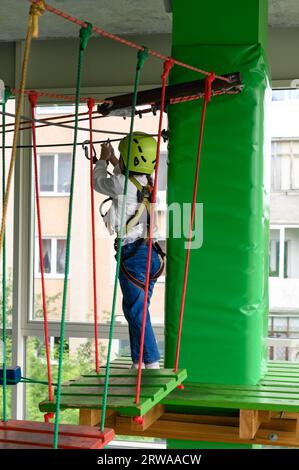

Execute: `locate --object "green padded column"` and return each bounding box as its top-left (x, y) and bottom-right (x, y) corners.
top-left (166, 0), bottom-right (270, 449)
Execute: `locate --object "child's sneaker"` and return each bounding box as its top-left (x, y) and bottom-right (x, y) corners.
top-left (131, 363), bottom-right (145, 369)
top-left (145, 361), bottom-right (160, 369)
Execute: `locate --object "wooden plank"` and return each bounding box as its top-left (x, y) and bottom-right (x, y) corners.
top-left (40, 368), bottom-right (187, 417)
top-left (162, 385), bottom-right (299, 412)
top-left (268, 361), bottom-right (299, 368)
top-left (82, 368), bottom-right (180, 378)
top-left (0, 420), bottom-right (115, 449)
top-left (59, 385), bottom-right (164, 398)
top-left (130, 405), bottom-right (165, 431)
top-left (67, 376), bottom-right (173, 387)
top-left (79, 409), bottom-right (117, 427)
top-left (239, 410), bottom-right (271, 439)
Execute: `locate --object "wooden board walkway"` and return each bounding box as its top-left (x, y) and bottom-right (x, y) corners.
top-left (0, 420), bottom-right (115, 449)
top-left (39, 367), bottom-right (187, 418)
top-left (162, 360), bottom-right (299, 413)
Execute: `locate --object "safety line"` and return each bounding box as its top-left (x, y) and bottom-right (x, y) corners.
top-left (53, 23), bottom-right (93, 449)
top-left (11, 86), bottom-right (112, 105)
top-left (87, 97), bottom-right (100, 373)
top-left (0, 109), bottom-right (128, 136)
top-left (173, 73), bottom-right (216, 372)
top-left (28, 0), bottom-right (231, 83)
top-left (135, 59), bottom-right (173, 406)
top-left (1, 93), bottom-right (10, 422)
top-left (0, 3), bottom-right (39, 267)
top-left (100, 47), bottom-right (149, 433)
top-left (28, 91), bottom-right (54, 415)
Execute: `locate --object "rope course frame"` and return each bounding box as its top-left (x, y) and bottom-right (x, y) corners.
top-left (0, 0), bottom-right (246, 445)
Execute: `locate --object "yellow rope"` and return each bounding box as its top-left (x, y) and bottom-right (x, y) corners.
top-left (0, 3), bottom-right (45, 256)
top-left (30, 1), bottom-right (46, 38)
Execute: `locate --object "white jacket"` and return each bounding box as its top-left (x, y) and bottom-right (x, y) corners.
top-left (93, 160), bottom-right (158, 245)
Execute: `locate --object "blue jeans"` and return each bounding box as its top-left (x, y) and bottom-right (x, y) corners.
top-left (119, 239), bottom-right (161, 365)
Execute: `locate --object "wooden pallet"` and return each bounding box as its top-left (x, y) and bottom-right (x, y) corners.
top-left (112, 410), bottom-right (299, 447)
top-left (39, 368), bottom-right (187, 420)
top-left (0, 420), bottom-right (115, 449)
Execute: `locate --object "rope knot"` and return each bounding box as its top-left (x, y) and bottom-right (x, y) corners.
top-left (28, 90), bottom-right (39, 108)
top-left (161, 59), bottom-right (174, 81)
top-left (87, 97), bottom-right (95, 111)
top-left (80, 23), bottom-right (93, 51)
top-left (29, 0), bottom-right (46, 38)
top-left (205, 72), bottom-right (216, 102)
top-left (137, 47), bottom-right (149, 71)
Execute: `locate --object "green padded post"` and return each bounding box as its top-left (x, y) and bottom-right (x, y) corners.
top-left (166, 0), bottom-right (270, 449)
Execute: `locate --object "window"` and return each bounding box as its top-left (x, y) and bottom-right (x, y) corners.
top-left (272, 89), bottom-right (299, 101)
top-left (269, 235), bottom-right (288, 278)
top-left (35, 238), bottom-right (66, 277)
top-left (271, 140), bottom-right (299, 191)
top-left (39, 153), bottom-right (71, 194)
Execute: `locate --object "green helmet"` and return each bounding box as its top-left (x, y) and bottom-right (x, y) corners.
top-left (118, 132), bottom-right (157, 174)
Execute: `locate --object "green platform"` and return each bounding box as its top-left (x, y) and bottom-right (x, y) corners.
top-left (39, 367), bottom-right (187, 417)
top-left (162, 361), bottom-right (299, 413)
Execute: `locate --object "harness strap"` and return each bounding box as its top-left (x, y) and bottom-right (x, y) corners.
top-left (120, 251), bottom-right (165, 289)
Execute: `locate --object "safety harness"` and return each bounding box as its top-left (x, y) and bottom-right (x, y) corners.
top-left (99, 175), bottom-right (165, 287)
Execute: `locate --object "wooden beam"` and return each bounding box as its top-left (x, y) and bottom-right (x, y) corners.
top-left (130, 404), bottom-right (164, 432)
top-left (97, 72), bottom-right (243, 116)
top-left (239, 410), bottom-right (271, 439)
top-left (79, 409), bottom-right (117, 427)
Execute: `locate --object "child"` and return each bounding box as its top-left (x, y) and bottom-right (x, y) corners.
top-left (93, 132), bottom-right (164, 369)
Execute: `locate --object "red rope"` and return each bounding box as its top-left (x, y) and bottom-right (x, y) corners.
top-left (28, 91), bottom-right (54, 415)
top-left (28, 0), bottom-right (230, 83)
top-left (173, 72), bottom-right (216, 372)
top-left (11, 86), bottom-right (112, 105)
top-left (87, 97), bottom-right (100, 373)
top-left (135, 59), bottom-right (174, 406)
top-left (170, 89), bottom-right (239, 105)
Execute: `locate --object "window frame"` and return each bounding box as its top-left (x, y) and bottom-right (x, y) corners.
top-left (270, 224), bottom-right (299, 279)
top-left (38, 153), bottom-right (72, 197)
top-left (34, 236), bottom-right (67, 279)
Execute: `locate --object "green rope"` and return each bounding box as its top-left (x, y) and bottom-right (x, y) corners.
top-left (100, 47), bottom-right (149, 432)
top-left (21, 377), bottom-right (58, 386)
top-left (1, 88), bottom-right (12, 423)
top-left (53, 23), bottom-right (92, 449)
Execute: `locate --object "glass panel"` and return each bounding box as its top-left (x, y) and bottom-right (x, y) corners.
top-left (57, 154), bottom-right (71, 193)
top-left (56, 239), bottom-right (66, 274)
top-left (41, 239), bottom-right (51, 274)
top-left (0, 98), bottom-right (15, 330)
top-left (269, 229), bottom-right (280, 277)
top-left (285, 228), bottom-right (299, 279)
top-left (39, 154), bottom-right (54, 192)
top-left (273, 317), bottom-right (288, 333)
top-left (0, 332), bottom-right (13, 419)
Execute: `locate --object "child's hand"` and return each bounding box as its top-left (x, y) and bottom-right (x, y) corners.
top-left (100, 143), bottom-right (112, 161)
